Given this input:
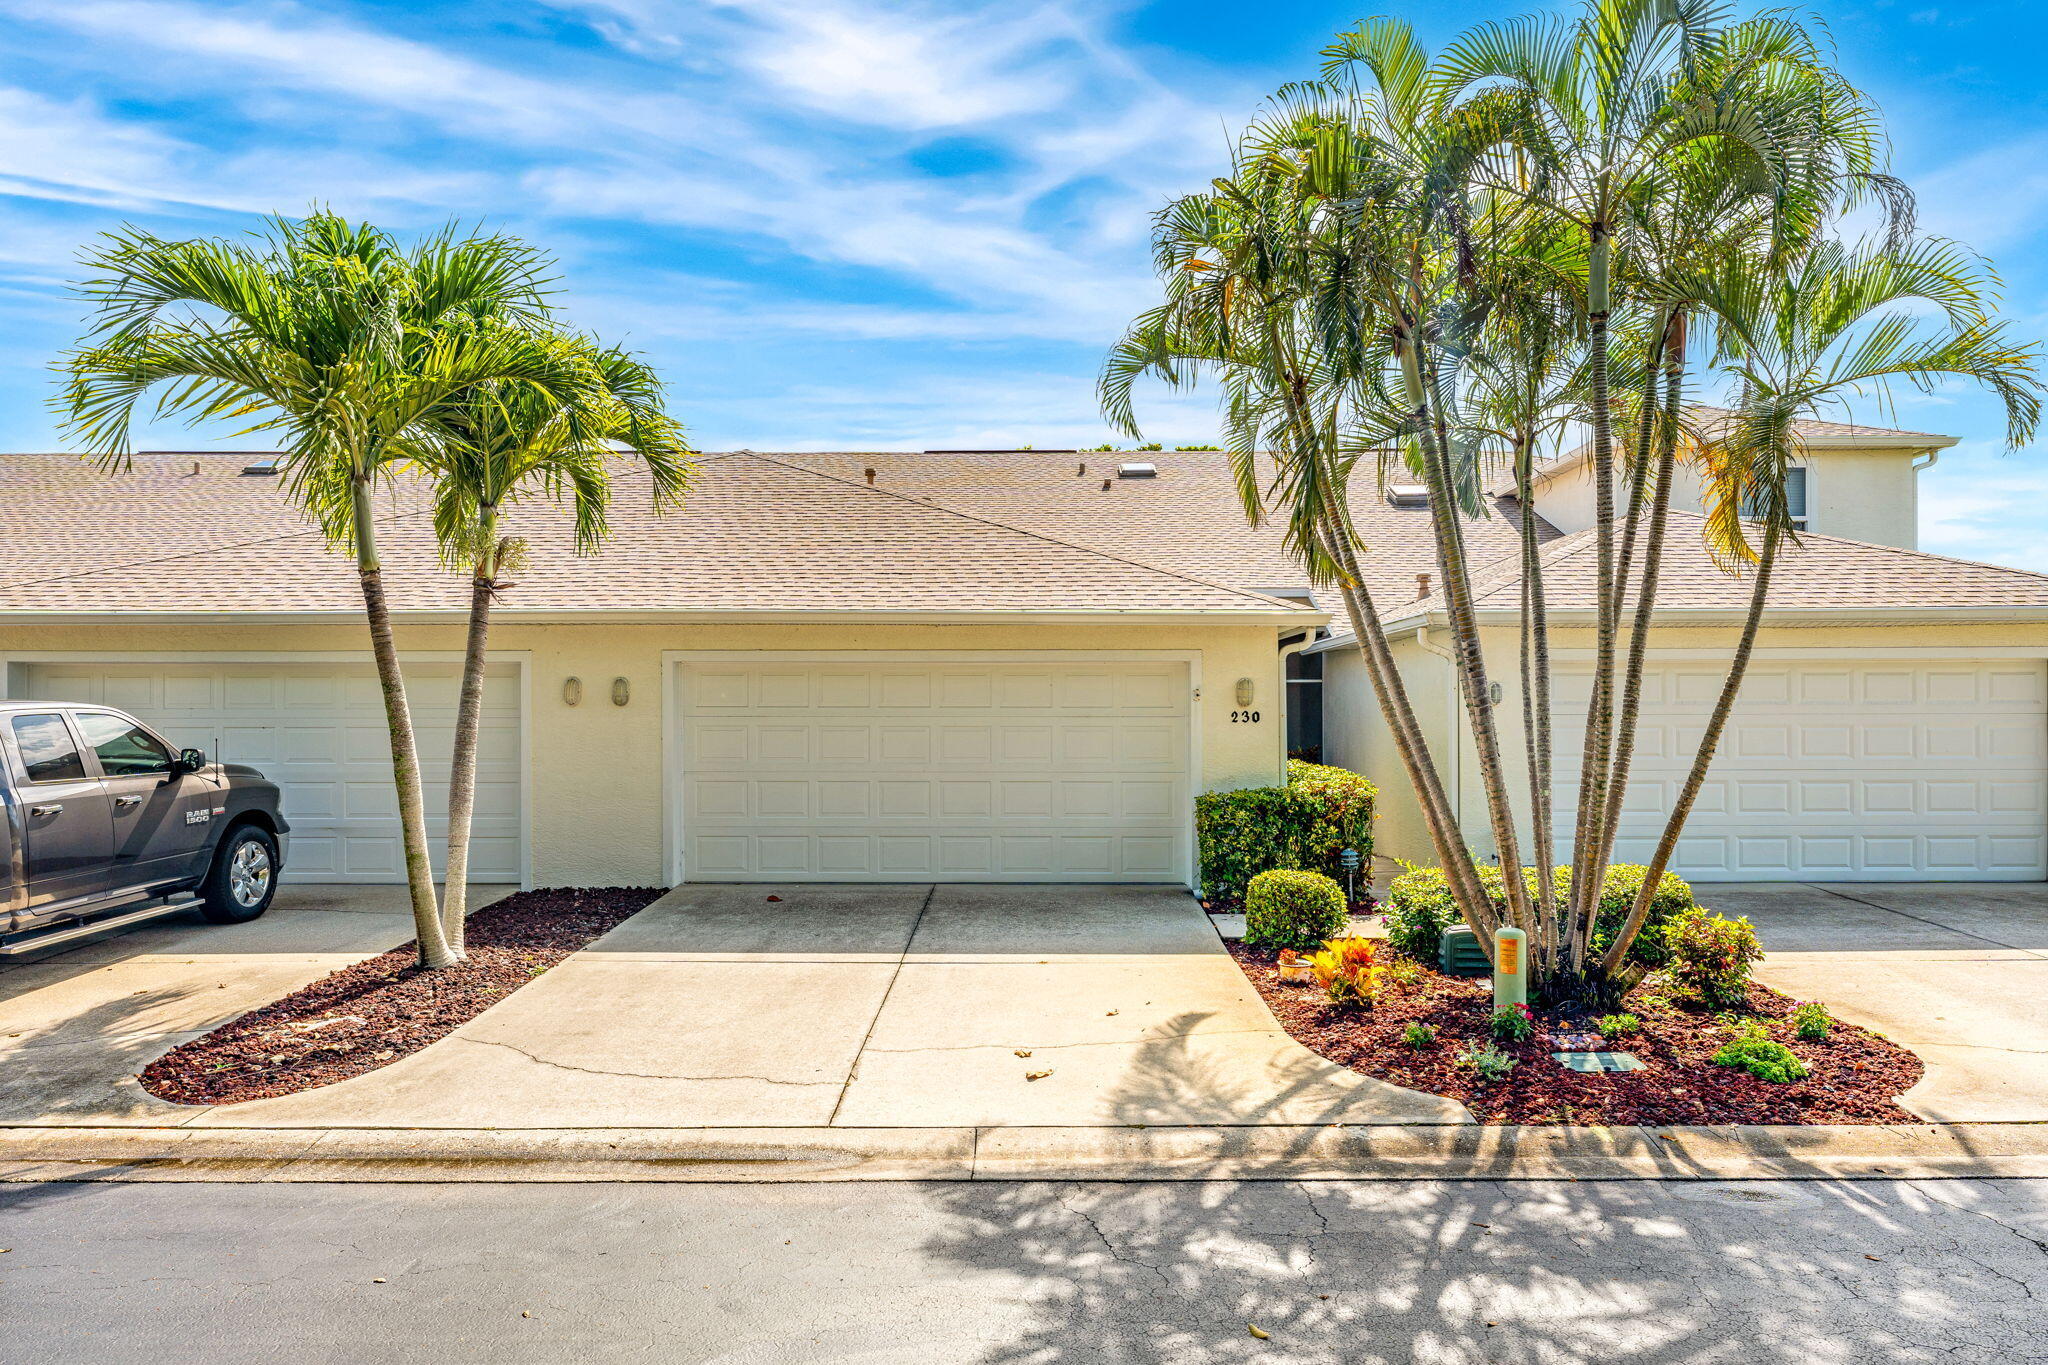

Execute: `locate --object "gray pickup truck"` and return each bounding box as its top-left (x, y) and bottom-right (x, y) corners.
top-left (0, 700), bottom-right (290, 956)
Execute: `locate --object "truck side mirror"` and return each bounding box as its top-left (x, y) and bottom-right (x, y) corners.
top-left (173, 748), bottom-right (207, 775)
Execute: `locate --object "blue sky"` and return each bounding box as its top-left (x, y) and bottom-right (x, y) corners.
top-left (1, 0), bottom-right (2044, 566)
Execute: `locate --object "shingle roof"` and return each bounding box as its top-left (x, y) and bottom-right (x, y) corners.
top-left (0, 452), bottom-right (1310, 617)
top-left (775, 450), bottom-right (1557, 612)
top-left (1357, 512), bottom-right (2048, 624)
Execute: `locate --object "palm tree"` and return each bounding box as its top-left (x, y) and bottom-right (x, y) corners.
top-left (1112, 5), bottom-right (2040, 1003)
top-left (417, 338), bottom-right (692, 952)
top-left (57, 213), bottom-right (583, 969)
top-left (1597, 236), bottom-right (2042, 976)
top-left (1412, 0), bottom-right (1898, 980)
top-left (1101, 89), bottom-right (1512, 948)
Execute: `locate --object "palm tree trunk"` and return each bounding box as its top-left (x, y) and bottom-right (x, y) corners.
top-left (1513, 429), bottom-right (1560, 975)
top-left (1400, 333), bottom-right (1535, 939)
top-left (352, 477), bottom-right (455, 970)
top-left (1256, 309), bottom-right (1495, 940)
top-left (1594, 310), bottom-right (1686, 884)
top-left (1565, 221), bottom-right (1618, 978)
top-left (1598, 521), bottom-right (1781, 977)
top-left (441, 518), bottom-right (498, 955)
top-left (1318, 511), bottom-right (1502, 950)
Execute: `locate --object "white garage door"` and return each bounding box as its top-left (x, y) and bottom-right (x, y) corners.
top-left (16, 660), bottom-right (525, 884)
top-left (676, 657), bottom-right (1191, 881)
top-left (1557, 659), bottom-right (2047, 881)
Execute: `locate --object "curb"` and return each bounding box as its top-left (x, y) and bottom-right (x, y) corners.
top-left (5, 1122), bottom-right (2045, 1183)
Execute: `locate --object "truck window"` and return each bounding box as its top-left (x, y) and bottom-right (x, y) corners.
top-left (11, 713), bottom-right (88, 783)
top-left (74, 711), bottom-right (174, 777)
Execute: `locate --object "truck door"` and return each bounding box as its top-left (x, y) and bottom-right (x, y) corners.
top-left (73, 710), bottom-right (214, 890)
top-left (4, 712), bottom-right (115, 910)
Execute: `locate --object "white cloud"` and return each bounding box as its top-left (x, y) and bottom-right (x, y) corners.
top-left (1910, 132), bottom-right (2048, 252)
top-left (1918, 449), bottom-right (2048, 571)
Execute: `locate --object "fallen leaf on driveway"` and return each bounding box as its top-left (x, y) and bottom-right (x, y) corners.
top-left (1014, 1050), bottom-right (1032, 1057)
top-left (1025, 1070), bottom-right (1052, 1081)
top-left (1866, 1254), bottom-right (1883, 1262)
top-left (766, 895), bottom-right (782, 902)
top-left (1248, 1324), bottom-right (1271, 1339)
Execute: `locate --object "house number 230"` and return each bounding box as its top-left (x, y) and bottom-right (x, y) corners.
top-left (1229, 709), bottom-right (1262, 723)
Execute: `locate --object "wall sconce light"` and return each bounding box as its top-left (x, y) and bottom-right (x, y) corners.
top-left (562, 676), bottom-right (583, 707)
top-left (1235, 676), bottom-right (1255, 707)
top-left (611, 676), bottom-right (631, 707)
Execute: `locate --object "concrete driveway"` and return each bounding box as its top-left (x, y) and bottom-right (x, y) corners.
top-left (1716, 882), bottom-right (2048, 1122)
top-left (0, 884), bottom-right (515, 1126)
top-left (3, 883), bottom-right (1468, 1130)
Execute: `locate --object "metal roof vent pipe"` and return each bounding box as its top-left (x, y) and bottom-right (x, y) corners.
top-left (1417, 572), bottom-right (1432, 599)
top-left (864, 466), bottom-right (876, 485)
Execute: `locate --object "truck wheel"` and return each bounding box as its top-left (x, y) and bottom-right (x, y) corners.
top-left (200, 826), bottom-right (279, 924)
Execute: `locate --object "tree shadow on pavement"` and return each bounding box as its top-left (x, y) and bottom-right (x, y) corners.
top-left (916, 1023), bottom-right (2046, 1364)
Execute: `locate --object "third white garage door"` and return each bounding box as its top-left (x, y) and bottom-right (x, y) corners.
top-left (16, 660), bottom-right (525, 884)
top-left (674, 657), bottom-right (1192, 881)
top-left (1560, 658), bottom-right (2048, 880)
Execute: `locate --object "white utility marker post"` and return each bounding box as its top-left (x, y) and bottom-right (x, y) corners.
top-left (1493, 927), bottom-right (1527, 1010)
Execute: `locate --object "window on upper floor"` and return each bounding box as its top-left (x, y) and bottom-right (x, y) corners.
top-left (1742, 466), bottom-right (1808, 531)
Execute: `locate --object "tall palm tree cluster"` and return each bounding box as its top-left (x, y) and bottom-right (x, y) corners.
top-left (1104, 0), bottom-right (2044, 1001)
top-left (58, 213), bottom-right (692, 968)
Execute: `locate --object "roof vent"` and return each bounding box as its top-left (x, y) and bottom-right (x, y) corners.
top-left (1116, 461), bottom-right (1157, 479)
top-left (1386, 483), bottom-right (1428, 507)
top-left (240, 455), bottom-right (283, 476)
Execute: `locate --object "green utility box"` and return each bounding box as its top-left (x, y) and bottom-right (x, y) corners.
top-left (1437, 924), bottom-right (1491, 977)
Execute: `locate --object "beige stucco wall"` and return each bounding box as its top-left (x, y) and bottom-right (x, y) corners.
top-left (1532, 446), bottom-right (1932, 549)
top-left (1324, 618), bottom-right (2048, 875)
top-left (0, 616), bottom-right (1296, 887)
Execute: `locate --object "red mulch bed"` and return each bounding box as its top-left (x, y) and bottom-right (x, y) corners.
top-left (1230, 944), bottom-right (1924, 1125)
top-left (140, 886), bottom-right (664, 1105)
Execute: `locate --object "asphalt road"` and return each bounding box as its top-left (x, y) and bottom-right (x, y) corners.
top-left (4, 1177), bottom-right (2045, 1364)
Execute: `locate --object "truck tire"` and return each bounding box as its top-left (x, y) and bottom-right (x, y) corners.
top-left (200, 825), bottom-right (279, 924)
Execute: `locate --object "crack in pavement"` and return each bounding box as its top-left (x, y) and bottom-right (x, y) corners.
top-left (1056, 1190), bottom-right (1182, 1299)
top-left (457, 1037), bottom-right (837, 1088)
top-left (860, 1026), bottom-right (1284, 1056)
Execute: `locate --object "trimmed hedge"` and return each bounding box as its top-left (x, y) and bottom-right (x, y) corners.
top-left (1196, 760), bottom-right (1376, 905)
top-left (1243, 869), bottom-right (1350, 951)
top-left (1381, 862), bottom-right (1696, 965)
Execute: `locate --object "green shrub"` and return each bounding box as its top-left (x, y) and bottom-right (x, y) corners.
top-left (1243, 869), bottom-right (1350, 952)
top-left (1196, 760), bottom-right (1376, 905)
top-left (1381, 862), bottom-right (1696, 967)
top-left (1596, 1012), bottom-right (1641, 1039)
top-left (1663, 908), bottom-right (1765, 1008)
top-left (1456, 1042), bottom-right (1518, 1082)
top-left (1489, 1003), bottom-right (1535, 1042)
top-left (1791, 1000), bottom-right (1833, 1042)
top-left (1712, 1022), bottom-right (1808, 1084)
top-left (1402, 1021), bottom-right (1437, 1049)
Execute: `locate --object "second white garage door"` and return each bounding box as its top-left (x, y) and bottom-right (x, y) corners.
top-left (675, 657), bottom-right (1192, 881)
top-left (16, 660), bottom-right (525, 885)
top-left (1557, 659), bottom-right (2047, 880)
